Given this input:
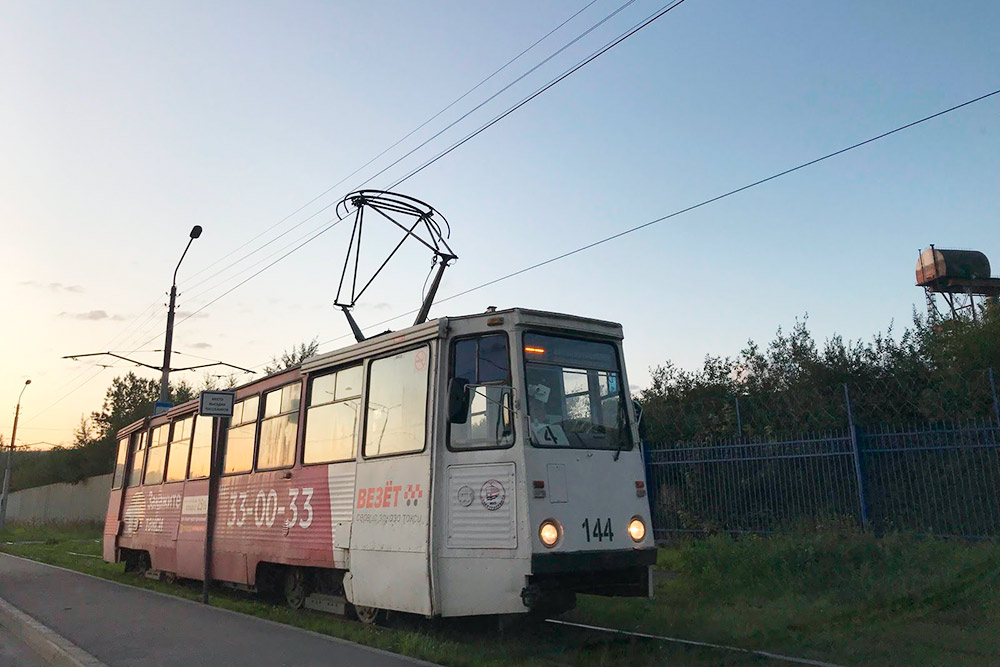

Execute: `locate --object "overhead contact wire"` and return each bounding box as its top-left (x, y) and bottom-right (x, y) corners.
top-left (298, 87), bottom-right (1000, 356)
top-left (177, 0), bottom-right (603, 293)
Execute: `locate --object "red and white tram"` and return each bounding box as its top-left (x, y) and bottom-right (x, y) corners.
top-left (103, 308), bottom-right (655, 619)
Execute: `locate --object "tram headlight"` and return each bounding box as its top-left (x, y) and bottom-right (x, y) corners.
top-left (628, 517), bottom-right (646, 543)
top-left (539, 520), bottom-right (561, 548)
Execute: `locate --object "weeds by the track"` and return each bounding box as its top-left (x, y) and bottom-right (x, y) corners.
top-left (572, 529), bottom-right (1000, 666)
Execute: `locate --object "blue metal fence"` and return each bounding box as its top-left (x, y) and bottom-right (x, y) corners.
top-left (645, 377), bottom-right (1000, 539)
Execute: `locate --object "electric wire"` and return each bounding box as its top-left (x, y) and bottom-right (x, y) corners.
top-left (354, 0), bottom-right (643, 192)
top-left (26, 302), bottom-right (168, 422)
top-left (388, 0), bottom-right (688, 189)
top-left (176, 0), bottom-right (604, 294)
top-left (34, 299), bottom-right (164, 411)
top-left (167, 0), bottom-right (671, 323)
top-left (285, 86), bottom-right (1000, 360)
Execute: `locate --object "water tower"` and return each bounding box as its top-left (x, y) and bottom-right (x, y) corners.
top-left (916, 245), bottom-right (1000, 320)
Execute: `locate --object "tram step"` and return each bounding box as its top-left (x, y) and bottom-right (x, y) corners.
top-left (304, 593), bottom-right (346, 615)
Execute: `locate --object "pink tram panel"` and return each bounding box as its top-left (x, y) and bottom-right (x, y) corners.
top-left (104, 368), bottom-right (343, 587)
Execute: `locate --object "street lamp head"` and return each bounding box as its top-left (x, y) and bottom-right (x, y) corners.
top-left (24, 380), bottom-right (30, 386)
top-left (189, 225), bottom-right (203, 239)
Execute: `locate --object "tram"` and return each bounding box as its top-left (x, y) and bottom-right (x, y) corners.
top-left (103, 307), bottom-right (655, 620)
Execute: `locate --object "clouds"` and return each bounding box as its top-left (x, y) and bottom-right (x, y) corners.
top-left (189, 342), bottom-right (212, 349)
top-left (21, 281), bottom-right (84, 293)
top-left (57, 310), bottom-right (126, 321)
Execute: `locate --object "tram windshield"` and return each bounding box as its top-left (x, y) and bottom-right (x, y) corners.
top-left (523, 333), bottom-right (631, 451)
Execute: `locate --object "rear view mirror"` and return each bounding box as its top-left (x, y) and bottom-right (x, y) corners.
top-left (449, 378), bottom-right (471, 423)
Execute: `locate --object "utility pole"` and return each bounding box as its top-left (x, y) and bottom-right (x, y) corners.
top-left (0, 379), bottom-right (31, 532)
top-left (156, 226), bottom-right (202, 414)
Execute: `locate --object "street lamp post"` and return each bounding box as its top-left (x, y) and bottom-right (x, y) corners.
top-left (0, 379), bottom-right (31, 532)
top-left (156, 225), bottom-right (202, 415)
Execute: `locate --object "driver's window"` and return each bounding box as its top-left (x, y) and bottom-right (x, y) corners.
top-left (449, 334), bottom-right (514, 450)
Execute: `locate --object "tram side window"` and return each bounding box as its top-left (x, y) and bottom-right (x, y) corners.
top-left (224, 396), bottom-right (259, 474)
top-left (304, 366), bottom-right (361, 464)
top-left (257, 382), bottom-right (301, 469)
top-left (165, 416), bottom-right (194, 482)
top-left (364, 346), bottom-right (429, 457)
top-left (126, 431), bottom-right (147, 488)
top-left (450, 335), bottom-right (514, 450)
top-left (143, 424), bottom-right (169, 485)
top-left (112, 437), bottom-right (128, 489)
top-left (187, 416), bottom-right (213, 479)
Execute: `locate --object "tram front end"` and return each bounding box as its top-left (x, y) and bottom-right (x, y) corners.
top-left (518, 327), bottom-right (656, 614)
top-left (438, 309), bottom-right (655, 618)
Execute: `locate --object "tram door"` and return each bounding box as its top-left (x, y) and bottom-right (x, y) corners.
top-left (103, 433), bottom-right (132, 562)
top-left (434, 333), bottom-right (526, 617)
top-left (346, 345), bottom-right (434, 615)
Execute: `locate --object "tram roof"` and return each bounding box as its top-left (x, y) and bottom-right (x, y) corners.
top-left (115, 308), bottom-right (624, 437)
top-left (301, 307), bottom-right (623, 374)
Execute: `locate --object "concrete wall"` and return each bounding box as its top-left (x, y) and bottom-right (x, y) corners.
top-left (6, 474), bottom-right (111, 522)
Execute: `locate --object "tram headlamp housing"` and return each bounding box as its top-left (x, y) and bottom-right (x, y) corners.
top-left (539, 520), bottom-right (561, 548)
top-left (628, 517), bottom-right (646, 543)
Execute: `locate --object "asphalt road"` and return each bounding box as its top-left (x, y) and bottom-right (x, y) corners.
top-left (0, 553), bottom-right (433, 667)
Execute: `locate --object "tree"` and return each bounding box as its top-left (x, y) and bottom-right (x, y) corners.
top-left (263, 338), bottom-right (319, 374)
top-left (87, 372), bottom-right (201, 442)
top-left (72, 416), bottom-right (93, 448)
top-left (638, 303), bottom-right (1000, 446)
top-left (172, 380), bottom-right (196, 405)
top-left (90, 372), bottom-right (161, 441)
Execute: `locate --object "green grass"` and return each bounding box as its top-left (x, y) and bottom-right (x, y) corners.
top-left (3, 522), bottom-right (999, 666)
top-left (572, 530), bottom-right (1000, 666)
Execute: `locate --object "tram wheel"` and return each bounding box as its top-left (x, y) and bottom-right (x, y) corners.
top-left (353, 604), bottom-right (384, 625)
top-left (283, 567), bottom-right (308, 610)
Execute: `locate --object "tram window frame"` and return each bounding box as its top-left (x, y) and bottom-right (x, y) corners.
top-left (126, 431), bottom-right (147, 488)
top-left (165, 414), bottom-right (194, 483)
top-left (143, 423), bottom-right (170, 485)
top-left (187, 415), bottom-right (213, 480)
top-left (362, 344), bottom-right (431, 459)
top-left (111, 437), bottom-right (129, 489)
top-left (523, 332), bottom-right (632, 452)
top-left (223, 395), bottom-right (260, 475)
top-left (256, 381), bottom-right (302, 471)
top-left (302, 365), bottom-right (362, 466)
top-left (447, 333), bottom-right (515, 452)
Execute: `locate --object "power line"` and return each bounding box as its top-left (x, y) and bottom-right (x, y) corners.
top-left (388, 0), bottom-right (687, 189)
top-left (432, 87), bottom-right (1000, 301)
top-left (297, 86), bottom-right (1000, 356)
top-left (173, 215), bottom-right (349, 327)
top-left (355, 0), bottom-right (644, 191)
top-left (168, 0), bottom-right (677, 324)
top-left (176, 0), bottom-right (606, 295)
top-left (26, 303), bottom-right (167, 422)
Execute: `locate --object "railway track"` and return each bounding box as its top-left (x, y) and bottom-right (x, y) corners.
top-left (545, 619), bottom-right (845, 667)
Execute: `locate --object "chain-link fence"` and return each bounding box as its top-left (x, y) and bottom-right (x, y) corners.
top-left (645, 368), bottom-right (1000, 539)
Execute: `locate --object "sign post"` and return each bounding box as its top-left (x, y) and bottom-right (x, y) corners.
top-left (199, 391), bottom-right (234, 604)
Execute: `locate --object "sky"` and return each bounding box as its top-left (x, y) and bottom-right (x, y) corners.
top-left (1, 0), bottom-right (998, 450)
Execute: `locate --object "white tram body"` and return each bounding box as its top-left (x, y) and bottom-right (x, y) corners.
top-left (105, 307), bottom-right (655, 618)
